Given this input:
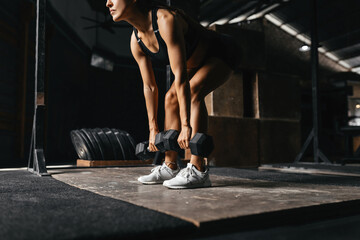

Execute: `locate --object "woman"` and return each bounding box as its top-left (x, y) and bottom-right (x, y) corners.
top-left (106, 0), bottom-right (239, 189)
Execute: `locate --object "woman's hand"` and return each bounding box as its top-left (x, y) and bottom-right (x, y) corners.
top-left (149, 128), bottom-right (160, 152)
top-left (178, 125), bottom-right (192, 149)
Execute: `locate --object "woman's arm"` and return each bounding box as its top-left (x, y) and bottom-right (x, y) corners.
top-left (130, 32), bottom-right (159, 151)
top-left (157, 10), bottom-right (192, 149)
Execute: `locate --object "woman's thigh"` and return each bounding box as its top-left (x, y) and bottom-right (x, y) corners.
top-left (166, 57), bottom-right (233, 102)
top-left (189, 57), bottom-right (233, 100)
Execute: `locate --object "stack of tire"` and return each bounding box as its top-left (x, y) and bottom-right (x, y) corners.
top-left (70, 128), bottom-right (137, 160)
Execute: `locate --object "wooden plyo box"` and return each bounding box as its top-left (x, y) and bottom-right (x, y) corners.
top-left (205, 71), bottom-right (244, 118)
top-left (207, 116), bottom-right (259, 168)
top-left (77, 159), bottom-right (153, 167)
top-left (207, 117), bottom-right (301, 167)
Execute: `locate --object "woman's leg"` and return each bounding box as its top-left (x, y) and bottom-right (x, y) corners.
top-left (188, 57), bottom-right (233, 171)
top-left (163, 85), bottom-right (181, 169)
top-left (137, 86), bottom-right (181, 185)
top-left (163, 57), bottom-right (233, 171)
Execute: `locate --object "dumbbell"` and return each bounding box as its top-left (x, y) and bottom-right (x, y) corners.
top-left (135, 130), bottom-right (177, 160)
top-left (155, 129), bottom-right (184, 152)
top-left (162, 129), bottom-right (185, 157)
top-left (135, 141), bottom-right (156, 160)
top-left (189, 133), bottom-right (214, 157)
top-left (135, 131), bottom-right (169, 160)
top-left (163, 130), bottom-right (182, 152)
top-left (154, 131), bottom-right (167, 152)
top-left (136, 130), bottom-right (184, 160)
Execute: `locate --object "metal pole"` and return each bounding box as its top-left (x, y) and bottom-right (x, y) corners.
top-left (166, 0), bottom-right (172, 92)
top-left (35, 0), bottom-right (46, 99)
top-left (311, 0), bottom-right (319, 163)
top-left (293, 0), bottom-right (330, 164)
top-left (28, 0), bottom-right (50, 176)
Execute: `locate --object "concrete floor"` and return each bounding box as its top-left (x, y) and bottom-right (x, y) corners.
top-left (49, 165), bottom-right (360, 229)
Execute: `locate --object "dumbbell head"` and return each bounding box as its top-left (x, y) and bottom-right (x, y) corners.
top-left (155, 131), bottom-right (167, 152)
top-left (135, 141), bottom-right (155, 160)
top-left (189, 133), bottom-right (214, 157)
top-left (163, 129), bottom-right (181, 152)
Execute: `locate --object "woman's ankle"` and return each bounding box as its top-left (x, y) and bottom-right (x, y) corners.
top-left (190, 157), bottom-right (205, 172)
top-left (165, 161), bottom-right (178, 170)
top-left (165, 151), bottom-right (178, 170)
top-left (192, 163), bottom-right (204, 172)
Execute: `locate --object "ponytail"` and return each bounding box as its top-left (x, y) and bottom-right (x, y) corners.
top-left (136, 0), bottom-right (168, 12)
top-left (135, 0), bottom-right (204, 33)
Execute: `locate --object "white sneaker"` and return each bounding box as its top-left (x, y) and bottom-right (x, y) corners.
top-left (138, 163), bottom-right (180, 184)
top-left (163, 163), bottom-right (211, 189)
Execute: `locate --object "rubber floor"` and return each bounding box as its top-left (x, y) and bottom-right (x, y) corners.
top-left (0, 170), bottom-right (195, 240)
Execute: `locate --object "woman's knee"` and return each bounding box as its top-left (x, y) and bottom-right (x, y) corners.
top-left (164, 90), bottom-right (178, 110)
top-left (190, 86), bottom-right (203, 105)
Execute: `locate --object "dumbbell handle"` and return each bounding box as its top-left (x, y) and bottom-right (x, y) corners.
top-left (155, 130), bottom-right (184, 158)
top-left (147, 144), bottom-right (160, 152)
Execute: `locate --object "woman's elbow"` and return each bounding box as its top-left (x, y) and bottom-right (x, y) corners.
top-left (143, 85), bottom-right (158, 93)
top-left (173, 72), bottom-right (188, 84)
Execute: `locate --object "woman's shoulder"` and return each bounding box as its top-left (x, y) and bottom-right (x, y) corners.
top-left (156, 8), bottom-right (177, 23)
top-left (156, 8), bottom-right (188, 35)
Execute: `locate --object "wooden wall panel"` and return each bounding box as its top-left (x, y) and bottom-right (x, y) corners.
top-left (208, 116), bottom-right (259, 167)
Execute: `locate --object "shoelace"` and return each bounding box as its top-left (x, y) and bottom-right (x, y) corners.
top-left (178, 166), bottom-right (194, 179)
top-left (151, 165), bottom-right (163, 179)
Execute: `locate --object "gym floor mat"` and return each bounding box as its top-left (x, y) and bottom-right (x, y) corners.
top-left (0, 171), bottom-right (195, 240)
top-left (49, 166), bottom-right (360, 229)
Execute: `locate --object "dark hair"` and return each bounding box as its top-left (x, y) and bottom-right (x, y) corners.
top-left (136, 0), bottom-right (192, 18)
top-left (136, 0), bottom-right (170, 12)
top-left (135, 0), bottom-right (206, 35)
top-left (136, 0), bottom-right (192, 22)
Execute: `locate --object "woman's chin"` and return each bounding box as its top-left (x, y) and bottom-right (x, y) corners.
top-left (112, 16), bottom-right (122, 22)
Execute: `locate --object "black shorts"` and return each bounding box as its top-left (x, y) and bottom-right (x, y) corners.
top-left (207, 33), bottom-right (240, 71)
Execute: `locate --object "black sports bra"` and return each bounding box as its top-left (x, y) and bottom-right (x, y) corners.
top-left (133, 8), bottom-right (200, 65)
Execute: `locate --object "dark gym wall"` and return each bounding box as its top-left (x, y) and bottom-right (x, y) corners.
top-left (48, 0), bottom-right (96, 49)
top-left (237, 18), bottom-right (347, 82)
top-left (206, 15), bottom-right (349, 166)
top-left (44, 18), bottom-right (91, 164)
top-left (0, 0), bottom-right (27, 167)
top-left (48, 0), bottom-right (134, 58)
top-left (260, 20), bottom-right (347, 159)
top-left (236, 18), bottom-right (348, 161)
